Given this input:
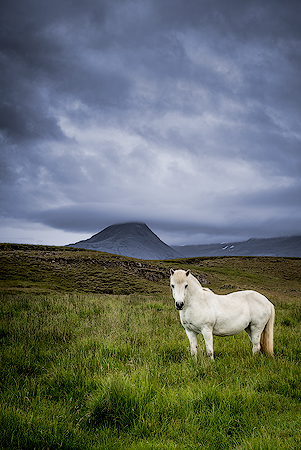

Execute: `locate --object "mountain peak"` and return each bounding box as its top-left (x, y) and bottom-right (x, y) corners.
top-left (67, 222), bottom-right (182, 260)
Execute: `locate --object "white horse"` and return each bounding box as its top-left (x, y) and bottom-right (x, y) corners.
top-left (170, 269), bottom-right (275, 361)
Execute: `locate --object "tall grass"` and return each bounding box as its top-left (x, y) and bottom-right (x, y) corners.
top-left (1, 288), bottom-right (301, 449)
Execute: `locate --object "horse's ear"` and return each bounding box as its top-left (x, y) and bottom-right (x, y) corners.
top-left (170, 268), bottom-right (175, 275)
top-left (186, 270), bottom-right (190, 277)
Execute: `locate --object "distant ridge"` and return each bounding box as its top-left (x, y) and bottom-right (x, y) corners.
top-left (172, 235), bottom-right (301, 258)
top-left (66, 222), bottom-right (183, 260)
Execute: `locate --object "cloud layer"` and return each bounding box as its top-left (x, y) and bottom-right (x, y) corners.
top-left (1, 0), bottom-right (301, 245)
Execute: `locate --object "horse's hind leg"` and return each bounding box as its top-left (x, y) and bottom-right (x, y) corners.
top-left (245, 325), bottom-right (262, 355)
top-left (185, 329), bottom-right (198, 361)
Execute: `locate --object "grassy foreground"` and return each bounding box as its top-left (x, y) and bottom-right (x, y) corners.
top-left (0, 245), bottom-right (301, 449)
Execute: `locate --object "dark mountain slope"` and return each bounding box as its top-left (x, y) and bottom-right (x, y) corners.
top-left (67, 222), bottom-right (183, 260)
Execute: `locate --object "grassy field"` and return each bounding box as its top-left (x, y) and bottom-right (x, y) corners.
top-left (0, 244), bottom-right (301, 449)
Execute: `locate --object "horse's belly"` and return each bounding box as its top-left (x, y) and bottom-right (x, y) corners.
top-left (212, 317), bottom-right (249, 336)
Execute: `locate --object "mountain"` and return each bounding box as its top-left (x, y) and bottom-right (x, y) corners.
top-left (67, 223), bottom-right (301, 259)
top-left (172, 235), bottom-right (301, 258)
top-left (66, 222), bottom-right (183, 260)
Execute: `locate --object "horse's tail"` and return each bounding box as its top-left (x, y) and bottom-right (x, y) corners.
top-left (260, 303), bottom-right (275, 356)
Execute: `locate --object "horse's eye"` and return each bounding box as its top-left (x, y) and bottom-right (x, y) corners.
top-left (185, 284), bottom-right (188, 289)
top-left (171, 284), bottom-right (174, 289)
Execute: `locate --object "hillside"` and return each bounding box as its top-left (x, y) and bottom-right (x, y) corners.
top-left (1, 243), bottom-right (301, 297)
top-left (0, 243), bottom-right (171, 295)
top-left (67, 222), bottom-right (182, 260)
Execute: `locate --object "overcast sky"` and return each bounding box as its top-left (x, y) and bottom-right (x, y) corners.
top-left (1, 0), bottom-right (301, 247)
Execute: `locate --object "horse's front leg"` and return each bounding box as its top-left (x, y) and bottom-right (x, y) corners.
top-left (201, 327), bottom-right (214, 360)
top-left (185, 329), bottom-right (198, 361)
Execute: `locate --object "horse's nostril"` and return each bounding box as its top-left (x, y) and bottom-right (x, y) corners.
top-left (176, 302), bottom-right (184, 310)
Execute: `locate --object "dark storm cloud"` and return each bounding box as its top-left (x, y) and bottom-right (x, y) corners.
top-left (1, 0), bottom-right (301, 245)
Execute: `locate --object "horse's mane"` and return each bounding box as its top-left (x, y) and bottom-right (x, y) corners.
top-left (189, 273), bottom-right (211, 289)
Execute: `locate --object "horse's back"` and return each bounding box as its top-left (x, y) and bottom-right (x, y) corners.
top-left (225, 289), bottom-right (273, 322)
top-left (224, 289), bottom-right (270, 303)
top-left (207, 290), bottom-right (251, 335)
top-left (202, 289), bottom-right (272, 336)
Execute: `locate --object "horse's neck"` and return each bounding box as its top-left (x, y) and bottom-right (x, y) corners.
top-left (188, 275), bottom-right (204, 300)
top-left (189, 274), bottom-right (202, 288)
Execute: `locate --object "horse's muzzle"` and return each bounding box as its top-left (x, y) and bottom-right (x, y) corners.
top-left (175, 302), bottom-right (184, 310)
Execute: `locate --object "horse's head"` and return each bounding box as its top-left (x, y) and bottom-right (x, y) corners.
top-left (170, 269), bottom-right (190, 310)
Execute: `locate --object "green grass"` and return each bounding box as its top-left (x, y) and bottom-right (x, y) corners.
top-left (0, 245), bottom-right (301, 449)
